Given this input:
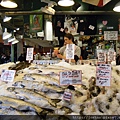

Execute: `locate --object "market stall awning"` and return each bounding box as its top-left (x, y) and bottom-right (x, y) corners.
top-left (24, 38), bottom-right (54, 47)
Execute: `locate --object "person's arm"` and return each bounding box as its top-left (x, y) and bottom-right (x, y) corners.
top-left (57, 54), bottom-right (76, 63)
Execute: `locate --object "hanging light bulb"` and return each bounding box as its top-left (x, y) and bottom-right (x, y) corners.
top-left (0, 0), bottom-right (18, 8)
top-left (58, 0), bottom-right (74, 7)
top-left (113, 1), bottom-right (120, 12)
top-left (3, 28), bottom-right (12, 40)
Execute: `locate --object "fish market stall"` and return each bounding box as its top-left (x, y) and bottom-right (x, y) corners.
top-left (0, 61), bottom-right (120, 116)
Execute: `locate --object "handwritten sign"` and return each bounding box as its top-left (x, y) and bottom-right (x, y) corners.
top-left (96, 64), bottom-right (111, 86)
top-left (66, 44), bottom-right (75, 59)
top-left (26, 48), bottom-right (34, 61)
top-left (97, 51), bottom-right (106, 63)
top-left (104, 31), bottom-right (118, 40)
top-left (63, 91), bottom-right (72, 101)
top-left (59, 70), bottom-right (82, 86)
top-left (33, 60), bottom-right (60, 65)
top-left (108, 51), bottom-right (116, 62)
top-left (0, 70), bottom-right (16, 82)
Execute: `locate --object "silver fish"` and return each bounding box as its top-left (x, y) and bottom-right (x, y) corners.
top-left (0, 107), bottom-right (37, 115)
top-left (7, 87), bottom-right (58, 107)
top-left (22, 74), bottom-right (35, 80)
top-left (0, 96), bottom-right (43, 115)
top-left (13, 80), bottom-right (64, 94)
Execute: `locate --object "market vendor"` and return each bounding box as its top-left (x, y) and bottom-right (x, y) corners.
top-left (53, 33), bottom-right (81, 64)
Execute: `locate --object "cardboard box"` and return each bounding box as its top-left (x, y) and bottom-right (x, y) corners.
top-left (82, 0), bottom-right (111, 7)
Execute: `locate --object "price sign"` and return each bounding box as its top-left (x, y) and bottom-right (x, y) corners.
top-left (66, 44), bottom-right (75, 59)
top-left (59, 70), bottom-right (82, 86)
top-left (97, 51), bottom-right (106, 63)
top-left (96, 64), bottom-right (111, 86)
top-left (0, 70), bottom-right (16, 82)
top-left (104, 31), bottom-right (118, 40)
top-left (26, 48), bottom-right (34, 61)
top-left (108, 51), bottom-right (116, 62)
top-left (32, 60), bottom-right (60, 65)
top-left (63, 91), bottom-right (72, 101)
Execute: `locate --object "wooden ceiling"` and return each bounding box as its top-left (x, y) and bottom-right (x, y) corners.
top-left (0, 0), bottom-right (120, 34)
top-left (0, 0), bottom-right (119, 12)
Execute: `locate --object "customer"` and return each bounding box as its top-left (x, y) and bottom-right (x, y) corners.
top-left (1, 53), bottom-right (7, 64)
top-left (53, 33), bottom-right (80, 63)
top-left (81, 46), bottom-right (88, 60)
top-left (18, 53), bottom-right (25, 62)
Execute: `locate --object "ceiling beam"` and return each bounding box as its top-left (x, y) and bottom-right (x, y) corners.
top-left (3, 11), bottom-right (120, 16)
top-left (55, 11), bottom-right (120, 15)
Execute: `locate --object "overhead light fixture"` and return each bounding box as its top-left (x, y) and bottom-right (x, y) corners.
top-left (0, 0), bottom-right (18, 8)
top-left (72, 2), bottom-right (81, 12)
top-left (8, 36), bottom-right (15, 42)
top-left (3, 28), bottom-right (12, 40)
top-left (12, 39), bottom-right (19, 44)
top-left (58, 0), bottom-right (74, 7)
top-left (3, 16), bottom-right (12, 22)
top-left (113, 1), bottom-right (120, 12)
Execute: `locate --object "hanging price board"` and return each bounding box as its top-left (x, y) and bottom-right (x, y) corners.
top-left (104, 31), bottom-right (118, 40)
top-left (0, 70), bottom-right (16, 82)
top-left (96, 64), bottom-right (111, 86)
top-left (59, 70), bottom-right (82, 86)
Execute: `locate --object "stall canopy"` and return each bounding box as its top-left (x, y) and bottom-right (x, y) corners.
top-left (24, 38), bottom-right (53, 47)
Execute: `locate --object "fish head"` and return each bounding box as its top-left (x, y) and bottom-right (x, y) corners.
top-left (7, 87), bottom-right (15, 92)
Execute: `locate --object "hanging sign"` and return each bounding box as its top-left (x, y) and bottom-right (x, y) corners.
top-left (96, 64), bottom-right (111, 86)
top-left (26, 48), bottom-right (34, 61)
top-left (59, 70), bottom-right (82, 86)
top-left (104, 31), bottom-right (118, 40)
top-left (66, 44), bottom-right (75, 59)
top-left (0, 70), bottom-right (16, 82)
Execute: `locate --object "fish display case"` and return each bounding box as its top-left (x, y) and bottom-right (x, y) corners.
top-left (0, 61), bottom-right (120, 118)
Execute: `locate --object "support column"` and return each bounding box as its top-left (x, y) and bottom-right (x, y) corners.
top-left (17, 40), bottom-right (23, 60)
top-left (11, 44), bottom-right (14, 62)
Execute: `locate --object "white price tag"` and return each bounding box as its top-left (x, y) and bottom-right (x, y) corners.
top-left (66, 44), bottom-right (75, 59)
top-left (96, 64), bottom-right (111, 86)
top-left (26, 48), bottom-right (34, 61)
top-left (104, 31), bottom-right (118, 40)
top-left (0, 70), bottom-right (16, 82)
top-left (97, 51), bottom-right (106, 63)
top-left (108, 51), bottom-right (116, 62)
top-left (59, 70), bottom-right (82, 85)
top-left (63, 91), bottom-right (72, 101)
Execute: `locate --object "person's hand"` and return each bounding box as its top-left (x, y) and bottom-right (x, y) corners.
top-left (57, 54), bottom-right (63, 59)
top-left (54, 49), bottom-right (59, 56)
